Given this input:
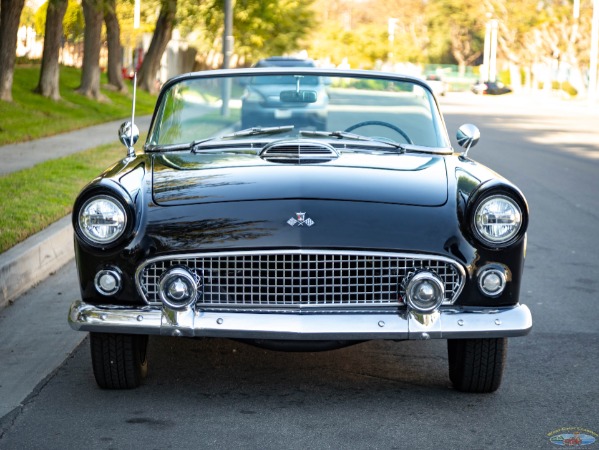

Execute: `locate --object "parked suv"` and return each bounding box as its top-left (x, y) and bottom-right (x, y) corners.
top-left (254, 56), bottom-right (316, 68)
top-left (241, 57), bottom-right (328, 130)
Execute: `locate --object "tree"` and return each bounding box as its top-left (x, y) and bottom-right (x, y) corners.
top-left (35, 0), bottom-right (68, 100)
top-left (427, 0), bottom-right (486, 71)
top-left (231, 0), bottom-right (315, 63)
top-left (137, 0), bottom-right (177, 93)
top-left (104, 0), bottom-right (126, 92)
top-left (77, 0), bottom-right (104, 99)
top-left (0, 0), bottom-right (26, 102)
top-left (186, 0), bottom-right (316, 68)
top-left (63, 0), bottom-right (85, 45)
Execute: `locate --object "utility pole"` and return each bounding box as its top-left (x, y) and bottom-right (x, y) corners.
top-left (134, 0), bottom-right (140, 29)
top-left (483, 20), bottom-right (498, 82)
top-left (489, 20), bottom-right (498, 83)
top-left (222, 0), bottom-right (233, 69)
top-left (388, 18), bottom-right (398, 66)
top-left (221, 0), bottom-right (233, 116)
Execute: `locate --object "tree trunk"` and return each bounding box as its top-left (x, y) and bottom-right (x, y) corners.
top-left (104, 0), bottom-right (126, 92)
top-left (35, 0), bottom-right (68, 100)
top-left (137, 0), bottom-right (177, 94)
top-left (77, 0), bottom-right (104, 99)
top-left (0, 0), bottom-right (26, 102)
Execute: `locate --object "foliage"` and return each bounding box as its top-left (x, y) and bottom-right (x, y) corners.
top-left (63, 0), bottom-right (85, 43)
top-left (308, 0), bottom-right (458, 69)
top-left (552, 80), bottom-right (578, 97)
top-left (11, 0), bottom-right (599, 98)
top-left (32, 0), bottom-right (84, 43)
top-left (0, 64), bottom-right (156, 145)
top-left (117, 0), bottom-right (160, 50)
top-left (20, 4), bottom-right (37, 31)
top-left (177, 0), bottom-right (316, 67)
top-left (23, 0), bottom-right (598, 76)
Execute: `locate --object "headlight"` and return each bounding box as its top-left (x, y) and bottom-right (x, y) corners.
top-left (403, 271), bottom-right (445, 313)
top-left (159, 267), bottom-right (200, 310)
top-left (78, 195), bottom-right (127, 245)
top-left (473, 195), bottom-right (522, 245)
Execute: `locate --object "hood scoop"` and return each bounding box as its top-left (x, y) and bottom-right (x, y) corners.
top-left (260, 140), bottom-right (339, 164)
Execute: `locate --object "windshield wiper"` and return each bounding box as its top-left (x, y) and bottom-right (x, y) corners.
top-left (300, 130), bottom-right (405, 152)
top-left (146, 138), bottom-right (213, 152)
top-left (190, 126), bottom-right (295, 152)
top-left (222, 125), bottom-right (295, 138)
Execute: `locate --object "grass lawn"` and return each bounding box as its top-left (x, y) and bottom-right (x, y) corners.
top-left (0, 141), bottom-right (127, 254)
top-left (0, 63), bottom-right (157, 253)
top-left (0, 65), bottom-right (243, 254)
top-left (0, 64), bottom-right (156, 145)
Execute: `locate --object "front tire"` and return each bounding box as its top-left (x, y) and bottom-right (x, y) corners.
top-left (90, 333), bottom-right (148, 389)
top-left (447, 338), bottom-right (506, 393)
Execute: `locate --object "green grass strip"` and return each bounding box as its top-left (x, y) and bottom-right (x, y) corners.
top-left (0, 64), bottom-right (156, 145)
top-left (0, 141), bottom-right (129, 253)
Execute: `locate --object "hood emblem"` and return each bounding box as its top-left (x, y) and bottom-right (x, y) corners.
top-left (287, 212), bottom-right (315, 227)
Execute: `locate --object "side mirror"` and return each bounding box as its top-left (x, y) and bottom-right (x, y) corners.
top-left (118, 121), bottom-right (139, 155)
top-left (456, 124), bottom-right (480, 156)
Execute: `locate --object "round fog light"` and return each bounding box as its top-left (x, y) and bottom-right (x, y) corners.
top-left (159, 267), bottom-right (199, 310)
top-left (478, 266), bottom-right (507, 297)
top-left (404, 271), bottom-right (445, 313)
top-left (94, 269), bottom-right (121, 296)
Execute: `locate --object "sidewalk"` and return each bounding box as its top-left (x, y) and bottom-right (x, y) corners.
top-left (0, 116), bottom-right (151, 309)
top-left (0, 118), bottom-right (157, 428)
top-left (0, 116), bottom-right (152, 176)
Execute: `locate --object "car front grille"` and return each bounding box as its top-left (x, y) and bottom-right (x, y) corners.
top-left (136, 250), bottom-right (465, 310)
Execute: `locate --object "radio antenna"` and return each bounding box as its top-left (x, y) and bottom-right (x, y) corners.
top-left (128, 72), bottom-right (138, 158)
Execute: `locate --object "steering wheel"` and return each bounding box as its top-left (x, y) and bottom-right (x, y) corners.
top-left (344, 120), bottom-right (413, 144)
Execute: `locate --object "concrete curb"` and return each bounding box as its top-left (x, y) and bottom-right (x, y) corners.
top-left (0, 116), bottom-right (153, 309)
top-left (0, 216), bottom-right (74, 310)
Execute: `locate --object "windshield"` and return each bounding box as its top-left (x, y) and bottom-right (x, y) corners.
top-left (147, 70), bottom-right (450, 151)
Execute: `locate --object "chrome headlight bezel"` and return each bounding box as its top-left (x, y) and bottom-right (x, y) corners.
top-left (73, 183), bottom-right (135, 250)
top-left (471, 193), bottom-right (525, 248)
top-left (78, 195), bottom-right (127, 244)
top-left (159, 266), bottom-right (202, 310)
top-left (402, 270), bottom-right (446, 313)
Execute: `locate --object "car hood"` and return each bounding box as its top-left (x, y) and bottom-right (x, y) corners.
top-left (151, 153), bottom-right (448, 207)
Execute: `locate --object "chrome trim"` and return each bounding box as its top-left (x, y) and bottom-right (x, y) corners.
top-left (478, 265), bottom-right (507, 297)
top-left (78, 195), bottom-right (128, 245)
top-left (473, 194), bottom-right (523, 246)
top-left (260, 141), bottom-right (339, 163)
top-left (94, 269), bottom-right (122, 296)
top-left (158, 267), bottom-right (200, 310)
top-left (68, 301), bottom-right (532, 340)
top-left (403, 271), bottom-right (445, 313)
top-left (135, 250), bottom-right (466, 307)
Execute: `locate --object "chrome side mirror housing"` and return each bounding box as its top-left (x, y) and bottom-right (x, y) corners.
top-left (118, 121), bottom-right (139, 157)
top-left (456, 124), bottom-right (480, 157)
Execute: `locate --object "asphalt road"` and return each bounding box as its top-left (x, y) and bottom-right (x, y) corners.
top-left (1, 92), bottom-right (598, 449)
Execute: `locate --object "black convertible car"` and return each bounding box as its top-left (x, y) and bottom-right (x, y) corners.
top-left (68, 68), bottom-right (531, 393)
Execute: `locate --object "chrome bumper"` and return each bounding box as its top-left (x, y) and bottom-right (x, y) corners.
top-left (68, 301), bottom-right (532, 340)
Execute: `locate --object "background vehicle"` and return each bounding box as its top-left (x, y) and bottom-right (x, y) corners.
top-left (472, 80), bottom-right (512, 95)
top-left (242, 58), bottom-right (328, 130)
top-left (254, 56), bottom-right (316, 68)
top-left (424, 74), bottom-right (447, 96)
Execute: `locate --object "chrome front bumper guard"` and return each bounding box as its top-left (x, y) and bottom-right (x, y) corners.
top-left (68, 301), bottom-right (532, 340)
